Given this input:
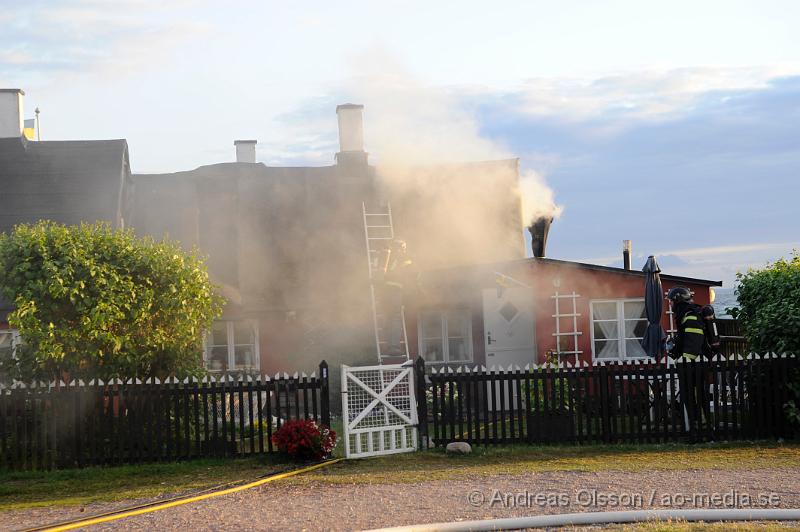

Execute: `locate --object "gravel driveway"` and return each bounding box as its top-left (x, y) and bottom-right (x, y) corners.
top-left (6, 467), bottom-right (799, 531)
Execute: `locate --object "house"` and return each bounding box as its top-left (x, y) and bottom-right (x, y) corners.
top-left (0, 88), bottom-right (722, 375)
top-left (127, 104), bottom-right (525, 374)
top-left (0, 89), bottom-right (131, 356)
top-left (404, 243), bottom-right (721, 369)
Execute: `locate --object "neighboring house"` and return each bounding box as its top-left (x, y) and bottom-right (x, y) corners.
top-left (0, 88), bottom-right (131, 355)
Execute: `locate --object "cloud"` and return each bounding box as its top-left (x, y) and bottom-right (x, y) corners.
top-left (655, 242), bottom-right (798, 259)
top-left (0, 0), bottom-right (209, 86)
top-left (505, 65), bottom-right (800, 125)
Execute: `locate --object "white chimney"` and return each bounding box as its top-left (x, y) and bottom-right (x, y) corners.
top-left (234, 139), bottom-right (257, 163)
top-left (336, 104), bottom-right (364, 153)
top-left (0, 89), bottom-right (24, 138)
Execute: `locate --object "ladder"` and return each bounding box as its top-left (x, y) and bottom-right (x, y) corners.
top-left (362, 202), bottom-right (410, 364)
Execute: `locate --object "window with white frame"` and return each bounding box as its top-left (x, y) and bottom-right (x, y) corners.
top-left (205, 320), bottom-right (259, 372)
top-left (0, 329), bottom-right (19, 359)
top-left (590, 299), bottom-right (648, 359)
top-left (418, 309), bottom-right (473, 363)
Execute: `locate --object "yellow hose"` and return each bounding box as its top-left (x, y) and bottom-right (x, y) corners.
top-left (41, 458), bottom-right (343, 532)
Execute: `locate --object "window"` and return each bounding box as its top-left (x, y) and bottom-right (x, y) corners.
top-left (418, 309), bottom-right (472, 363)
top-left (205, 320), bottom-right (259, 372)
top-left (0, 329), bottom-right (19, 359)
top-left (590, 299), bottom-right (648, 360)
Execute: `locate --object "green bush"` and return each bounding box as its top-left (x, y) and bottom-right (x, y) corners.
top-left (0, 221), bottom-right (224, 382)
top-left (729, 251), bottom-right (800, 354)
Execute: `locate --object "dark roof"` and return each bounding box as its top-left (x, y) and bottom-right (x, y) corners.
top-left (532, 257), bottom-right (722, 286)
top-left (130, 157), bottom-right (524, 313)
top-left (0, 136), bottom-right (129, 234)
top-left (131, 161), bottom-right (371, 311)
top-left (420, 256), bottom-right (723, 287)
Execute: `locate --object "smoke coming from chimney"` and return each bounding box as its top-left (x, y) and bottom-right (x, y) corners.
top-left (345, 52), bottom-right (563, 265)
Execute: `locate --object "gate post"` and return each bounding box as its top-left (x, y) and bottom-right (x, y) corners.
top-left (414, 357), bottom-right (428, 448)
top-left (319, 360), bottom-right (330, 428)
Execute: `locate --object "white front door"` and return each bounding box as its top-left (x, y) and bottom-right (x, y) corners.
top-left (482, 287), bottom-right (536, 370)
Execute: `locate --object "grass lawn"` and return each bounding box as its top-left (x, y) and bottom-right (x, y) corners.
top-left (293, 441), bottom-right (800, 485)
top-left (2, 441), bottom-right (798, 513)
top-left (0, 455), bottom-right (286, 512)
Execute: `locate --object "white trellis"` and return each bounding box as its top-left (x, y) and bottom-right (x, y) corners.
top-left (341, 364), bottom-right (418, 458)
top-left (551, 291), bottom-right (583, 365)
top-left (666, 299), bottom-right (676, 335)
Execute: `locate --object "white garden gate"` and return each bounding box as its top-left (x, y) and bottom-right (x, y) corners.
top-left (341, 363), bottom-right (418, 458)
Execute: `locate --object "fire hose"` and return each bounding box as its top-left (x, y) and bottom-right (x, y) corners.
top-left (367, 508), bottom-right (800, 531)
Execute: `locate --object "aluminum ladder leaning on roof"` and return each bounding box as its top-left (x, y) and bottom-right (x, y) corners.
top-left (362, 202), bottom-right (410, 365)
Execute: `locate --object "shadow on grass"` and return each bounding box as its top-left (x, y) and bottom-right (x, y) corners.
top-left (0, 454), bottom-right (289, 511)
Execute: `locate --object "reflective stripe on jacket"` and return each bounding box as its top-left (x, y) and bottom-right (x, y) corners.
top-left (678, 311), bottom-right (705, 359)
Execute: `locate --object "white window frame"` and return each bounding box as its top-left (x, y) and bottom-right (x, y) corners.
top-left (589, 298), bottom-right (650, 361)
top-left (0, 329), bottom-right (20, 359)
top-left (204, 320), bottom-right (260, 372)
top-left (417, 309), bottom-right (474, 364)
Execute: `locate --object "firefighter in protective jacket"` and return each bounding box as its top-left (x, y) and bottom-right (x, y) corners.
top-left (666, 286), bottom-right (714, 438)
top-left (668, 287), bottom-right (705, 360)
top-left (667, 287), bottom-right (720, 360)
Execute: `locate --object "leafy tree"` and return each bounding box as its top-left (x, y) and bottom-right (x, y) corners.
top-left (729, 251), bottom-right (800, 354)
top-left (0, 221), bottom-right (224, 382)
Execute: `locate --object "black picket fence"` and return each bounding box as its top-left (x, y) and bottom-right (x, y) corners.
top-left (0, 361), bottom-right (330, 471)
top-left (416, 354), bottom-right (799, 447)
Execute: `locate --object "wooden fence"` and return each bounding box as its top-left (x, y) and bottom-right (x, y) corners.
top-left (716, 318), bottom-right (749, 359)
top-left (0, 361), bottom-right (330, 471)
top-left (416, 354), bottom-right (799, 447)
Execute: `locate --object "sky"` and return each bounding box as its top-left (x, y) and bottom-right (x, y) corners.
top-left (1, 0), bottom-right (799, 286)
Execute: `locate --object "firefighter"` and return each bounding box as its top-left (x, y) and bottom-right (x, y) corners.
top-left (667, 287), bottom-right (706, 361)
top-left (666, 286), bottom-right (710, 439)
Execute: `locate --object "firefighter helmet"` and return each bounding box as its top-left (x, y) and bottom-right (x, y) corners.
top-left (666, 286), bottom-right (693, 303)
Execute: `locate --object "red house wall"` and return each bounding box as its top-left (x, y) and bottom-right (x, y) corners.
top-left (515, 261), bottom-right (712, 365)
top-left (404, 260), bottom-right (715, 368)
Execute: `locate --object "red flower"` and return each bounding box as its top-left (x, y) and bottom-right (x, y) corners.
top-left (271, 419), bottom-right (336, 461)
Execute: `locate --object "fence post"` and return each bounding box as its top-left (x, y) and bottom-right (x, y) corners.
top-left (414, 357), bottom-right (428, 448)
top-left (319, 361), bottom-right (330, 428)
top-left (597, 364), bottom-right (611, 443)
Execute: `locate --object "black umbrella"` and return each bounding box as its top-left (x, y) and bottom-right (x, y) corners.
top-left (641, 255), bottom-right (666, 358)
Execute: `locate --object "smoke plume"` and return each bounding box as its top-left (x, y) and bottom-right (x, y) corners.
top-left (346, 52), bottom-right (562, 255)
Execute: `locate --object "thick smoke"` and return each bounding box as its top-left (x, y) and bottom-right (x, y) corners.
top-left (347, 54), bottom-right (563, 241)
top-left (519, 171), bottom-right (564, 224)
top-left (130, 57), bottom-right (564, 378)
